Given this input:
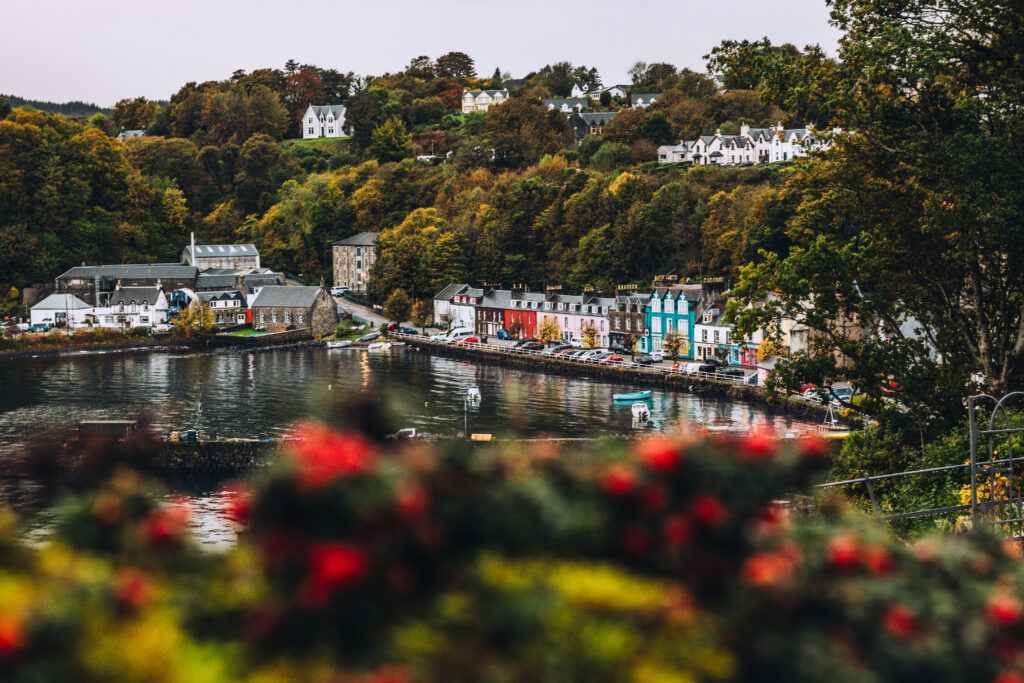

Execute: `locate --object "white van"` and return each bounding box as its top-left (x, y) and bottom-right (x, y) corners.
top-left (444, 327), bottom-right (475, 343)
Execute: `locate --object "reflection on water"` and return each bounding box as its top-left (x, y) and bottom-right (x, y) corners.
top-left (0, 346), bottom-right (813, 448)
top-left (1, 346), bottom-right (816, 549)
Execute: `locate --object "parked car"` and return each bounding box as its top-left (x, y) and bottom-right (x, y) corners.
top-left (496, 328), bottom-right (512, 340)
top-left (399, 327), bottom-right (419, 335)
top-left (558, 348), bottom-right (586, 360)
top-left (678, 362), bottom-right (703, 375)
top-left (648, 350), bottom-right (665, 362)
top-left (543, 343), bottom-right (575, 356)
top-left (512, 338), bottom-right (541, 348)
top-left (152, 323), bottom-right (172, 334)
top-left (609, 343), bottom-right (628, 354)
top-left (443, 327), bottom-right (475, 342)
top-left (386, 323), bottom-right (400, 332)
top-left (634, 355), bottom-right (657, 366)
top-left (329, 286), bottom-right (350, 296)
top-left (26, 324), bottom-right (50, 333)
top-left (702, 358), bottom-right (724, 368)
top-left (520, 340), bottom-right (545, 351)
top-left (456, 336), bottom-right (479, 346)
top-left (358, 332), bottom-right (381, 342)
top-left (599, 354), bottom-right (624, 364)
top-left (716, 367), bottom-right (746, 380)
top-left (578, 349), bottom-right (608, 362)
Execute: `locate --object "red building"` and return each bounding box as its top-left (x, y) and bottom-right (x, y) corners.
top-left (503, 290), bottom-right (544, 339)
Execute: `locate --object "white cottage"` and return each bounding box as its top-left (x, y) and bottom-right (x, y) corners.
top-left (96, 286), bottom-right (169, 329)
top-left (302, 104), bottom-right (347, 139)
top-left (30, 294), bottom-right (94, 328)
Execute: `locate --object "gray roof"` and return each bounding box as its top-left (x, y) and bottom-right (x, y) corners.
top-left (109, 287), bottom-right (162, 306)
top-left (32, 293), bottom-right (92, 310)
top-left (57, 264), bottom-right (197, 281)
top-left (195, 273), bottom-right (238, 289)
top-left (251, 285), bottom-right (323, 309)
top-left (464, 90), bottom-right (508, 97)
top-left (515, 292), bottom-right (545, 303)
top-left (183, 244), bottom-right (259, 259)
top-left (631, 93), bottom-right (660, 104)
top-left (310, 104), bottom-right (345, 119)
top-left (575, 82), bottom-right (601, 92)
top-left (462, 287), bottom-right (485, 298)
top-left (544, 98), bottom-right (587, 109)
top-left (434, 283), bottom-right (468, 301)
top-left (479, 289), bottom-right (511, 309)
top-left (578, 112), bottom-right (618, 125)
top-left (332, 232), bottom-right (379, 247)
top-left (198, 290), bottom-right (244, 302)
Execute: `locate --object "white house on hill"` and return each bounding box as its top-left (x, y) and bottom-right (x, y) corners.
top-left (461, 90), bottom-right (508, 113)
top-left (30, 294), bottom-right (93, 328)
top-left (302, 104), bottom-right (347, 139)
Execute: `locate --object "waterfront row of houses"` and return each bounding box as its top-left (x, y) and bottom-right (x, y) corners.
top-left (432, 278), bottom-right (807, 367)
top-left (31, 240), bottom-right (337, 337)
top-left (657, 123), bottom-right (834, 166)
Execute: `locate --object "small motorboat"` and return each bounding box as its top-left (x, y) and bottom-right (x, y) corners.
top-left (631, 402), bottom-right (651, 422)
top-left (466, 384), bottom-right (482, 402)
top-left (326, 340), bottom-right (351, 349)
top-left (613, 390), bottom-right (652, 401)
top-left (367, 341), bottom-right (392, 351)
top-left (816, 403), bottom-right (851, 438)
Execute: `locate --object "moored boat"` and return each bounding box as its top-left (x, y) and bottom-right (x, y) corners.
top-left (613, 390), bottom-right (652, 401)
top-left (326, 340), bottom-right (351, 349)
top-left (367, 341), bottom-right (392, 351)
top-left (466, 384), bottom-right (481, 401)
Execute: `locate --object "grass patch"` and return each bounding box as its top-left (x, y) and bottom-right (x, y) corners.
top-left (280, 137), bottom-right (350, 153)
top-left (333, 318), bottom-right (369, 340)
top-left (228, 328), bottom-right (269, 337)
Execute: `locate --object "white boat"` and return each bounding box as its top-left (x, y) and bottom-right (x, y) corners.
top-left (631, 402), bottom-right (651, 422)
top-left (466, 384), bottom-right (481, 402)
top-left (816, 403), bottom-right (851, 437)
top-left (326, 340), bottom-right (351, 349)
top-left (367, 342), bottom-right (392, 351)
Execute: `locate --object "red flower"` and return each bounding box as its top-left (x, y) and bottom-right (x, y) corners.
top-left (692, 494), bottom-right (727, 527)
top-left (302, 543), bottom-right (369, 606)
top-left (621, 525), bottom-right (651, 557)
top-left (995, 671), bottom-right (1024, 683)
top-left (640, 484), bottom-right (668, 513)
top-left (988, 594), bottom-right (1024, 626)
top-left (883, 604), bottom-right (917, 639)
top-left (0, 616), bottom-right (24, 658)
top-left (739, 432), bottom-right (777, 462)
top-left (290, 422), bottom-right (376, 489)
top-left (396, 484), bottom-right (430, 519)
top-left (370, 666), bottom-right (410, 683)
top-left (799, 434), bottom-right (832, 460)
top-left (114, 568), bottom-right (152, 612)
top-left (603, 464), bottom-right (637, 497)
top-left (864, 545), bottom-right (895, 576)
top-left (637, 438), bottom-right (683, 472)
top-left (663, 514), bottom-right (692, 547)
top-left (744, 551), bottom-right (796, 587)
top-left (825, 534), bottom-right (860, 570)
top-left (221, 485), bottom-right (252, 524)
top-left (141, 499), bottom-right (192, 547)
top-left (261, 531), bottom-right (304, 566)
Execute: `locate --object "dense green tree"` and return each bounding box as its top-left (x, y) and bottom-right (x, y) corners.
top-left (483, 98), bottom-right (571, 170)
top-left (113, 97), bottom-right (158, 131)
top-left (730, 0), bottom-right (1024, 433)
top-left (343, 88), bottom-right (387, 148)
top-left (405, 56), bottom-right (435, 80)
top-left (628, 62), bottom-right (678, 91)
top-left (434, 51), bottom-right (476, 81)
top-left (383, 288), bottom-right (412, 325)
top-left (0, 97), bottom-right (10, 119)
top-left (370, 117), bottom-right (414, 162)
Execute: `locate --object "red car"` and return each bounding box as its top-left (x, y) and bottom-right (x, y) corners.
top-left (387, 323), bottom-right (399, 332)
top-left (456, 336), bottom-right (479, 346)
top-left (599, 354), bottom-right (624, 364)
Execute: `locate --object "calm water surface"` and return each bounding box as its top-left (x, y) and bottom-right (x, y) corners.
top-left (0, 346), bottom-right (815, 548)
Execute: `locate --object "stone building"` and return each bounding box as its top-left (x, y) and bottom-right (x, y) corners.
top-left (180, 244), bottom-right (261, 271)
top-left (250, 286), bottom-right (337, 337)
top-left (332, 232), bottom-right (379, 294)
top-left (609, 290), bottom-right (651, 350)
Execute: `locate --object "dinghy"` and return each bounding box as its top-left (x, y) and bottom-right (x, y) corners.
top-left (613, 390), bottom-right (652, 401)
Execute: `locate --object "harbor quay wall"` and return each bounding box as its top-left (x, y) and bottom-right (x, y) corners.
top-left (154, 440), bottom-right (280, 473)
top-left (401, 336), bottom-right (833, 422)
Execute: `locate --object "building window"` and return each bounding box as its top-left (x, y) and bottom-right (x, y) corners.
top-left (105, 316), bottom-right (113, 324)
top-left (308, 127), bottom-right (314, 134)
top-left (702, 329), bottom-right (708, 341)
top-left (285, 312), bottom-right (291, 324)
top-left (272, 311), bottom-right (277, 323)
top-left (600, 320), bottom-right (604, 331)
top-left (714, 330), bottom-right (720, 343)
top-left (328, 127), bottom-right (334, 134)
top-left (259, 311), bottom-right (265, 324)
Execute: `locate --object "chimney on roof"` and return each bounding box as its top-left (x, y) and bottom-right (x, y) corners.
top-left (740, 122), bottom-right (749, 137)
top-left (190, 231), bottom-right (196, 266)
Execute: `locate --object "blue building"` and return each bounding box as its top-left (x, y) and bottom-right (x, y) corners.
top-left (643, 283), bottom-right (705, 358)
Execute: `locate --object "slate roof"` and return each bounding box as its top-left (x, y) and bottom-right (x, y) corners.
top-left (183, 244), bottom-right (259, 259)
top-left (332, 232), bottom-right (379, 247)
top-left (544, 98), bottom-right (587, 110)
top-left (578, 112), bottom-right (618, 125)
top-left (195, 273), bottom-right (238, 290)
top-left (463, 90), bottom-right (508, 98)
top-left (108, 287), bottom-right (162, 306)
top-left (250, 286), bottom-right (323, 309)
top-left (198, 290), bottom-right (244, 303)
top-left (631, 93), bottom-right (660, 105)
top-left (574, 82), bottom-right (601, 94)
top-left (57, 264), bottom-right (197, 281)
top-left (434, 283), bottom-right (468, 301)
top-left (31, 293), bottom-right (92, 310)
top-left (479, 289), bottom-right (511, 309)
top-left (310, 104), bottom-right (345, 119)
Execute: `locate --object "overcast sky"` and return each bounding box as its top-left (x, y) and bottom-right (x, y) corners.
top-left (2, 0), bottom-right (842, 107)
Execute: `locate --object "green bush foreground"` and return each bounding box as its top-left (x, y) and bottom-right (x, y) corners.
top-left (2, 418), bottom-right (1024, 682)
